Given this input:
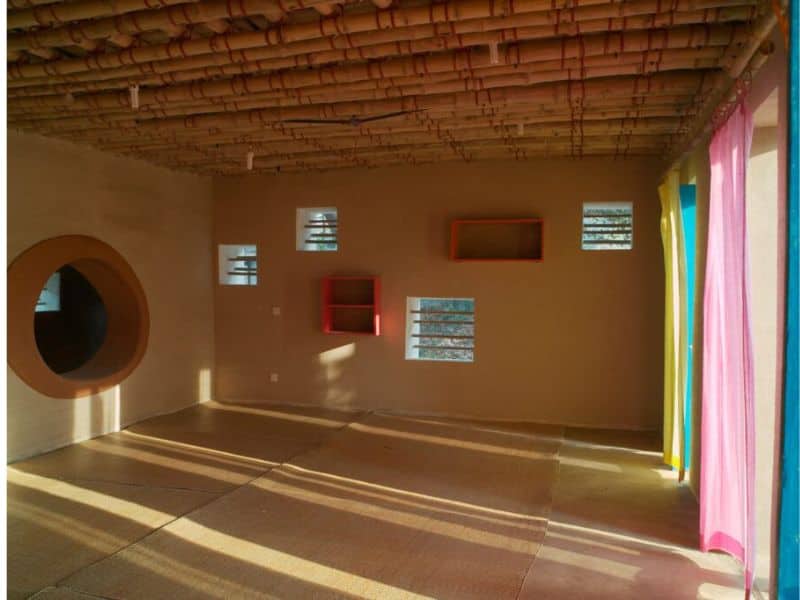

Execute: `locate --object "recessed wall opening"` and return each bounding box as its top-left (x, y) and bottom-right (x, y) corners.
top-left (7, 235), bottom-right (150, 398)
top-left (34, 264), bottom-right (109, 375)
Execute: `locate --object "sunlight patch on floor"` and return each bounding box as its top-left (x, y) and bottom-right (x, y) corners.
top-left (349, 421), bottom-right (554, 460)
top-left (170, 518), bottom-right (436, 599)
top-left (8, 470), bottom-right (175, 525)
top-left (276, 465), bottom-right (543, 532)
top-left (120, 431), bottom-right (275, 470)
top-left (253, 470), bottom-right (542, 552)
top-left (282, 463), bottom-right (544, 522)
top-left (206, 401), bottom-right (353, 428)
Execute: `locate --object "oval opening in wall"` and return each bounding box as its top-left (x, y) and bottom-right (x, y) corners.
top-left (8, 235), bottom-right (149, 398)
top-left (34, 264), bottom-right (109, 375)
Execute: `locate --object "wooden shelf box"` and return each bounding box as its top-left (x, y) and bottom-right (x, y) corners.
top-left (322, 276), bottom-right (381, 335)
top-left (450, 218), bottom-right (544, 262)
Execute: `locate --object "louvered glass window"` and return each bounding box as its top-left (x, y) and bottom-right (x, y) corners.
top-left (582, 202), bottom-right (633, 250)
top-left (405, 297), bottom-right (475, 362)
top-left (218, 244), bottom-right (257, 285)
top-left (297, 207), bottom-right (338, 251)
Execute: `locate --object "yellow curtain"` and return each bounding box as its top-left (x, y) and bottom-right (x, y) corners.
top-left (659, 170), bottom-right (688, 472)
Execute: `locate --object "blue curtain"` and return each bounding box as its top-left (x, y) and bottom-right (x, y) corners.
top-left (777, 1), bottom-right (799, 597)
top-left (680, 184), bottom-right (697, 468)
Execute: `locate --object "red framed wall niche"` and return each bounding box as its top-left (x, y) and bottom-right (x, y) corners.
top-left (322, 276), bottom-right (381, 336)
top-left (450, 218), bottom-right (544, 262)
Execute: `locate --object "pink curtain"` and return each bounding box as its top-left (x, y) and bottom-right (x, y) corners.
top-left (700, 102), bottom-right (755, 591)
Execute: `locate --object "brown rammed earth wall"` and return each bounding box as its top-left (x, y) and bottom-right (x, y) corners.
top-left (213, 157), bottom-right (665, 430)
top-left (7, 130), bottom-right (215, 462)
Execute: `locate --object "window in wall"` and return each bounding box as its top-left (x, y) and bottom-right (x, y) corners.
top-left (405, 297), bottom-right (475, 362)
top-left (297, 207), bottom-right (338, 251)
top-left (36, 271), bottom-right (61, 312)
top-left (218, 244), bottom-right (257, 285)
top-left (581, 202), bottom-right (634, 250)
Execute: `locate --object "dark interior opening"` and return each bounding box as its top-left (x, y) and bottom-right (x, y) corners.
top-left (34, 264), bottom-right (108, 375)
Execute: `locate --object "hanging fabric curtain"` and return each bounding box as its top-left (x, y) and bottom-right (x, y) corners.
top-left (700, 102), bottom-right (755, 593)
top-left (659, 170), bottom-right (688, 473)
top-left (777, 1), bottom-right (798, 596)
top-left (679, 184), bottom-right (697, 469)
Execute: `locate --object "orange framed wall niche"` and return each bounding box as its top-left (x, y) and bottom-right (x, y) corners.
top-left (449, 219), bottom-right (544, 262)
top-left (8, 235), bottom-right (150, 398)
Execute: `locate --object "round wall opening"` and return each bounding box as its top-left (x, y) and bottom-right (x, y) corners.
top-left (34, 264), bottom-right (109, 375)
top-left (8, 236), bottom-right (149, 398)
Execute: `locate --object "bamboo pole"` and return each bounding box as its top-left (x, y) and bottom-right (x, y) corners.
top-left (7, 0), bottom-right (755, 78)
top-left (6, 62), bottom-right (715, 129)
top-left (145, 139), bottom-right (671, 172)
top-left (92, 113), bottom-right (682, 145)
top-left (34, 112), bottom-right (695, 161)
top-left (7, 0), bottom-right (351, 28)
top-left (44, 99), bottom-right (695, 150)
top-left (174, 146), bottom-right (661, 175)
top-left (149, 134), bottom-right (668, 169)
top-left (142, 130), bottom-right (672, 162)
top-left (100, 119), bottom-right (680, 158)
top-left (9, 58), bottom-right (716, 127)
top-left (663, 8), bottom-right (776, 166)
top-left (11, 71), bottom-right (711, 134)
top-left (8, 29), bottom-right (729, 113)
top-left (7, 0), bottom-right (201, 29)
top-left (8, 46), bottom-right (719, 112)
top-left (7, 3), bottom-right (751, 98)
top-left (15, 91), bottom-right (701, 140)
top-left (88, 107), bottom-right (692, 148)
top-left (8, 0), bottom-right (55, 8)
top-left (5, 11), bottom-right (750, 103)
top-left (179, 134), bottom-right (665, 169)
top-left (7, 0), bottom-right (339, 52)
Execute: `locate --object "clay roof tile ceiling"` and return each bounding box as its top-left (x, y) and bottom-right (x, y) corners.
top-left (7, 0), bottom-right (779, 174)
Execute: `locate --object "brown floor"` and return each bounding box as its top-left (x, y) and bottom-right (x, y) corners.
top-left (9, 402), bottom-right (745, 599)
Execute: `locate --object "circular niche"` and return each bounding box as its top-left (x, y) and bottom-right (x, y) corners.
top-left (8, 235), bottom-right (149, 398)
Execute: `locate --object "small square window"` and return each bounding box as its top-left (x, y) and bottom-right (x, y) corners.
top-left (297, 207), bottom-right (338, 251)
top-left (582, 202), bottom-right (633, 250)
top-left (405, 297), bottom-right (475, 362)
top-left (218, 244), bottom-right (257, 285)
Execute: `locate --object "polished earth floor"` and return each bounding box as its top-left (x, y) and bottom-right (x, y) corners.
top-left (8, 402), bottom-right (746, 599)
